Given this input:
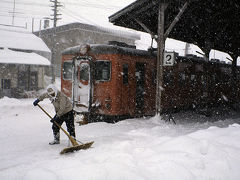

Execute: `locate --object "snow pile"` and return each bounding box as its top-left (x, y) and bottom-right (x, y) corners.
top-left (0, 98), bottom-right (240, 180)
top-left (0, 25), bottom-right (50, 52)
top-left (0, 48), bottom-right (50, 66)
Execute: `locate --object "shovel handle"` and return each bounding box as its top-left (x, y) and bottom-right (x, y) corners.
top-left (37, 104), bottom-right (79, 146)
top-left (37, 104), bottom-right (52, 119)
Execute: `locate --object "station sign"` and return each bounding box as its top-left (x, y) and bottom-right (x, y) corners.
top-left (163, 52), bottom-right (175, 66)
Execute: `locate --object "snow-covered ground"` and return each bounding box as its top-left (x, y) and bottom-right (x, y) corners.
top-left (1, 97), bottom-right (240, 180)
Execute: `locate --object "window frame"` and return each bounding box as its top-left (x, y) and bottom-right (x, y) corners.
top-left (1, 79), bottom-right (11, 89)
top-left (95, 60), bottom-right (111, 82)
top-left (122, 63), bottom-right (129, 85)
top-left (79, 62), bottom-right (90, 82)
top-left (62, 60), bottom-right (73, 80)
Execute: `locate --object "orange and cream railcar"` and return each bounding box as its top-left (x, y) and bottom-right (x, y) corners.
top-left (61, 43), bottom-right (156, 122)
top-left (61, 43), bottom-right (240, 122)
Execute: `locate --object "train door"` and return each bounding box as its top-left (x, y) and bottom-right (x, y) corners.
top-left (135, 62), bottom-right (145, 114)
top-left (72, 57), bottom-right (92, 112)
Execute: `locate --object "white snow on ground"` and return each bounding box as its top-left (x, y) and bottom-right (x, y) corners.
top-left (0, 97), bottom-right (240, 180)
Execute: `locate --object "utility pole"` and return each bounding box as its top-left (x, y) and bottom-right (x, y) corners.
top-left (50, 0), bottom-right (62, 83)
top-left (32, 18), bottom-right (34, 32)
top-left (12, 0), bottom-right (16, 25)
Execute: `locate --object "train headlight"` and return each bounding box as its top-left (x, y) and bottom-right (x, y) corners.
top-left (105, 98), bottom-right (111, 110)
top-left (105, 103), bottom-right (111, 110)
top-left (79, 44), bottom-right (90, 55)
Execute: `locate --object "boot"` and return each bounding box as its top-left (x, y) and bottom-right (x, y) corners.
top-left (49, 139), bottom-right (60, 145)
top-left (49, 132), bottom-right (60, 145)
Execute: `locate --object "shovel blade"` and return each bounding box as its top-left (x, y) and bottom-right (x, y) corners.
top-left (60, 141), bottom-right (94, 154)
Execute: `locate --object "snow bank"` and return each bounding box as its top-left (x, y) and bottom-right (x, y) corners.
top-left (0, 48), bottom-right (50, 66)
top-left (0, 25), bottom-right (50, 52)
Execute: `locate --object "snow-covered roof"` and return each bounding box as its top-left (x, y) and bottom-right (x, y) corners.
top-left (0, 25), bottom-right (50, 52)
top-left (0, 48), bottom-right (50, 66)
top-left (34, 22), bottom-right (140, 41)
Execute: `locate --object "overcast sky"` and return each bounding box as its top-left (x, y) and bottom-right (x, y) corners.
top-left (0, 0), bottom-right (135, 31)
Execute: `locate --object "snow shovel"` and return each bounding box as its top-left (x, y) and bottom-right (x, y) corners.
top-left (37, 104), bottom-right (94, 154)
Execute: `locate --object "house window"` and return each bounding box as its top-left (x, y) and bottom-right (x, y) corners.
top-left (18, 71), bottom-right (27, 88)
top-left (29, 72), bottom-right (38, 90)
top-left (1, 79), bottom-right (11, 89)
top-left (122, 64), bottom-right (128, 85)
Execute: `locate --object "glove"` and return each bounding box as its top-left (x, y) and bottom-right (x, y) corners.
top-left (50, 115), bottom-right (59, 123)
top-left (33, 99), bottom-right (40, 106)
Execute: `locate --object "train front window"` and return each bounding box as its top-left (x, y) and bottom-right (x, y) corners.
top-left (79, 63), bottom-right (89, 81)
top-left (63, 61), bottom-right (72, 80)
top-left (95, 61), bottom-right (111, 81)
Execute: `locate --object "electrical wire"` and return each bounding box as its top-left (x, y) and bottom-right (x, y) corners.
top-left (60, 7), bottom-right (97, 25)
top-left (0, 0), bottom-right (50, 7)
top-left (0, 0), bottom-right (134, 27)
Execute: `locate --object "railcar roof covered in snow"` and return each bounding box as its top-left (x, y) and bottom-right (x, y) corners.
top-left (62, 44), bottom-right (156, 57)
top-left (0, 25), bottom-right (50, 52)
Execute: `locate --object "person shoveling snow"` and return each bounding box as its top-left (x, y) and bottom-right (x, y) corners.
top-left (33, 84), bottom-right (93, 154)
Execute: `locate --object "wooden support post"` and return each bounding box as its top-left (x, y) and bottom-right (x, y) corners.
top-left (231, 53), bottom-right (238, 101)
top-left (164, 1), bottom-right (189, 40)
top-left (133, 17), bottom-right (156, 40)
top-left (156, 3), bottom-right (166, 115)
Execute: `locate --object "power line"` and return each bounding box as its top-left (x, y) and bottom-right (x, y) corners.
top-left (61, 7), bottom-right (98, 25)
top-left (0, 0), bottom-right (50, 7)
top-left (12, 0), bottom-right (15, 25)
top-left (0, 9), bottom-right (50, 17)
top-left (0, 13), bottom-right (47, 20)
top-left (61, 1), bottom-right (121, 10)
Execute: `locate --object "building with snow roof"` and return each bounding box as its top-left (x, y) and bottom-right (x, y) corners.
top-left (0, 25), bottom-right (51, 98)
top-left (34, 22), bottom-right (140, 77)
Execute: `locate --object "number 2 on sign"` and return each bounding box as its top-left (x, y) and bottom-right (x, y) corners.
top-left (165, 55), bottom-right (171, 64)
top-left (163, 52), bottom-right (175, 66)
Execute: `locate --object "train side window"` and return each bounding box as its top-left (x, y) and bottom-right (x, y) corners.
top-left (201, 75), bottom-right (206, 85)
top-left (164, 71), bottom-right (174, 86)
top-left (211, 74), bottom-right (216, 85)
top-left (63, 61), bottom-right (72, 80)
top-left (95, 61), bottom-right (111, 81)
top-left (191, 74), bottom-right (197, 86)
top-left (178, 73), bottom-right (186, 86)
top-left (190, 74), bottom-right (195, 81)
top-left (122, 64), bottom-right (128, 85)
top-left (152, 69), bottom-right (157, 84)
top-left (237, 74), bottom-right (240, 82)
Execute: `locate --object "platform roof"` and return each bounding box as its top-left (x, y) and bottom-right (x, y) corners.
top-left (109, 0), bottom-right (240, 57)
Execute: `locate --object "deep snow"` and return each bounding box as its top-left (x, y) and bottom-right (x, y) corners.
top-left (0, 48), bottom-right (50, 66)
top-left (1, 97), bottom-right (240, 180)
